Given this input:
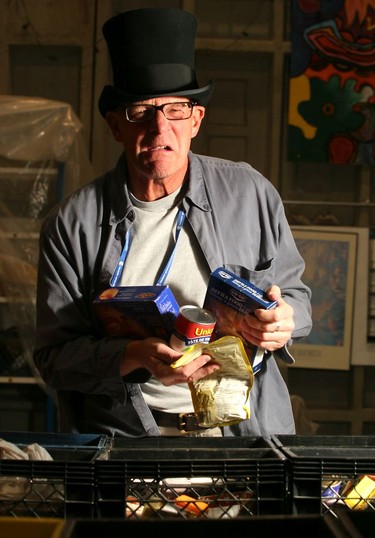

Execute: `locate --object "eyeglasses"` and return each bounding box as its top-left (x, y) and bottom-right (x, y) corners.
top-left (125, 101), bottom-right (197, 123)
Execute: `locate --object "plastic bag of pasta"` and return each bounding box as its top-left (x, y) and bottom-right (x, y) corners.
top-left (171, 336), bottom-right (254, 428)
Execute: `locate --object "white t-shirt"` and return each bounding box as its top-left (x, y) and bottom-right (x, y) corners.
top-left (120, 187), bottom-right (210, 413)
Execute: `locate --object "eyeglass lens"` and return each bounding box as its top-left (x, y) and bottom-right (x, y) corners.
top-left (126, 102), bottom-right (194, 122)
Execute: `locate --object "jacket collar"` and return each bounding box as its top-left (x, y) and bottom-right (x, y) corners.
top-left (109, 154), bottom-right (135, 226)
top-left (108, 151), bottom-right (211, 226)
top-left (184, 152), bottom-right (212, 213)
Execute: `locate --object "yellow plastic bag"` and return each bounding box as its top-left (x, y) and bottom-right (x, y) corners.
top-left (171, 336), bottom-right (254, 428)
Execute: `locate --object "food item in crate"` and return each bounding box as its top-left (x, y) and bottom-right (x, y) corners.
top-left (125, 478), bottom-right (182, 519)
top-left (126, 495), bottom-right (195, 519)
top-left (159, 476), bottom-right (224, 497)
top-left (0, 476), bottom-right (30, 500)
top-left (141, 496), bottom-right (180, 519)
top-left (163, 478), bottom-right (254, 519)
top-left (0, 438), bottom-right (52, 461)
top-left (321, 474), bottom-right (375, 512)
top-left (126, 476), bottom-right (255, 519)
top-left (201, 491), bottom-right (254, 518)
top-left (0, 438), bottom-right (63, 515)
top-left (343, 475), bottom-right (375, 511)
top-left (175, 494), bottom-right (209, 516)
top-left (23, 443), bottom-right (54, 460)
top-left (321, 478), bottom-right (343, 507)
top-left (125, 477), bottom-right (210, 519)
top-left (0, 439), bottom-right (31, 460)
top-left (125, 496), bottom-right (144, 518)
top-left (0, 475), bottom-right (64, 518)
top-left (171, 336), bottom-right (254, 427)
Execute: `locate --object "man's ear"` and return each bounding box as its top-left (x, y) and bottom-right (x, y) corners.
top-left (191, 106), bottom-right (205, 139)
top-left (106, 111), bottom-right (123, 142)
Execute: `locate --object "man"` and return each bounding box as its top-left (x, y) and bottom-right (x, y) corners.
top-left (34, 8), bottom-right (312, 437)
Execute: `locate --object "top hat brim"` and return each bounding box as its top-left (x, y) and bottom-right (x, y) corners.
top-left (98, 81), bottom-right (214, 118)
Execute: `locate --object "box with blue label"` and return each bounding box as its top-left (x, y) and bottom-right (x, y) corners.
top-left (93, 285), bottom-right (179, 340)
top-left (203, 268), bottom-right (277, 373)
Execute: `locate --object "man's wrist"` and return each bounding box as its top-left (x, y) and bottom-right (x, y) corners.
top-left (120, 339), bottom-right (142, 376)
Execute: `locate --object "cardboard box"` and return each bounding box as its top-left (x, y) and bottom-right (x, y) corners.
top-left (93, 286), bottom-right (179, 340)
top-left (203, 268), bottom-right (277, 373)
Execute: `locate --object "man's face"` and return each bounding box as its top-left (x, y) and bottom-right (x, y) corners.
top-left (107, 97), bottom-right (205, 184)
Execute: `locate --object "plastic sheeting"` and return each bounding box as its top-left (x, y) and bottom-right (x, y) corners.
top-left (0, 96), bottom-right (94, 385)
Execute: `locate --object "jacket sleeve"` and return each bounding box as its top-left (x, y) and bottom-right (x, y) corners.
top-left (274, 200), bottom-right (312, 343)
top-left (33, 214), bottom-right (145, 403)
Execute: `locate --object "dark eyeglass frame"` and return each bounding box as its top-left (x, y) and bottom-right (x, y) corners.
top-left (124, 101), bottom-right (197, 123)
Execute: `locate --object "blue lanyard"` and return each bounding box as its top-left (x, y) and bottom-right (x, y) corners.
top-left (109, 223), bottom-right (132, 287)
top-left (110, 207), bottom-right (186, 287)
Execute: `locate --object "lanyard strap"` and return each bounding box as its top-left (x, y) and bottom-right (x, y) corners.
top-left (110, 207), bottom-right (186, 288)
top-left (156, 207), bottom-right (185, 286)
top-left (109, 224), bottom-right (132, 287)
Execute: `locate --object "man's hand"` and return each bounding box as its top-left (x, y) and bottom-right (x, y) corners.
top-left (121, 337), bottom-right (219, 385)
top-left (240, 285), bottom-right (295, 351)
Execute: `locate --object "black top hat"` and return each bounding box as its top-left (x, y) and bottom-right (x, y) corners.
top-left (98, 8), bottom-right (214, 117)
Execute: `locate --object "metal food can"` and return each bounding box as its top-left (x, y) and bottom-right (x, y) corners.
top-left (169, 305), bottom-right (216, 351)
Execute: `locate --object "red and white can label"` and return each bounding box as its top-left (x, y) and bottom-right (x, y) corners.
top-left (170, 305), bottom-right (216, 351)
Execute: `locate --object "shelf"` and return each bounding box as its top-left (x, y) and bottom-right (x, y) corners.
top-left (0, 376), bottom-right (40, 384)
top-left (0, 233), bottom-right (39, 240)
top-left (0, 297), bottom-right (36, 304)
top-left (196, 37), bottom-right (291, 53)
top-left (0, 166), bottom-right (57, 177)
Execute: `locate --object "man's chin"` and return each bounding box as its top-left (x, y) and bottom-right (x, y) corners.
top-left (139, 158), bottom-right (175, 180)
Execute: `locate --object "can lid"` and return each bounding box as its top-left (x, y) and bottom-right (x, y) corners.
top-left (179, 305), bottom-right (216, 324)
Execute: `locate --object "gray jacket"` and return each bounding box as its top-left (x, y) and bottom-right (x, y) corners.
top-left (34, 152), bottom-right (312, 437)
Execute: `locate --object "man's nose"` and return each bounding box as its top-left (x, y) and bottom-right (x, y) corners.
top-left (150, 109), bottom-right (171, 131)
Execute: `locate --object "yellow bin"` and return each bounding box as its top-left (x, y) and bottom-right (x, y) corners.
top-left (0, 517), bottom-right (65, 538)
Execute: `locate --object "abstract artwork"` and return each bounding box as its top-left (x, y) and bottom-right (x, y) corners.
top-left (291, 227), bottom-right (358, 370)
top-left (288, 0), bottom-right (375, 165)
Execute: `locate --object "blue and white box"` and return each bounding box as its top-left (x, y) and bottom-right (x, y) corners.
top-left (203, 267), bottom-right (277, 373)
top-left (94, 285), bottom-right (179, 340)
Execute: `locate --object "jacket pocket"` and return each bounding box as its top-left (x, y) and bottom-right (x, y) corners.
top-left (223, 259), bottom-right (276, 291)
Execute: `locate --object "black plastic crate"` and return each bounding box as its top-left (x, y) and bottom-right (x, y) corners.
top-left (59, 515), bottom-right (344, 538)
top-left (271, 435), bottom-right (375, 516)
top-left (0, 432), bottom-right (107, 518)
top-left (335, 510), bottom-right (375, 538)
top-left (0, 432), bottom-right (107, 460)
top-left (95, 436), bottom-right (288, 519)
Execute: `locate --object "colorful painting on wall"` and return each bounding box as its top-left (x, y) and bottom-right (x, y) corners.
top-left (288, 0), bottom-right (375, 165)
